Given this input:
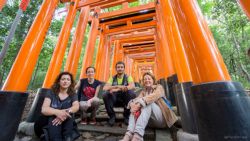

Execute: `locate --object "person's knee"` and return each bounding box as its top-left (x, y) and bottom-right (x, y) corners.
top-left (102, 92), bottom-right (113, 102)
top-left (79, 102), bottom-right (89, 111)
top-left (102, 92), bottom-right (109, 99)
top-left (127, 90), bottom-right (136, 98)
top-left (92, 100), bottom-right (100, 107)
top-left (140, 104), bottom-right (152, 113)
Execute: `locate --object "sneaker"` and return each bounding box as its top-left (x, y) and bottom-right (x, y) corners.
top-left (108, 116), bottom-right (115, 126)
top-left (89, 118), bottom-right (97, 125)
top-left (124, 118), bottom-right (129, 125)
top-left (80, 118), bottom-right (87, 125)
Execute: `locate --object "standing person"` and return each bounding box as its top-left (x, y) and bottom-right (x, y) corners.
top-left (41, 72), bottom-right (79, 141)
top-left (103, 61), bottom-right (136, 126)
top-left (120, 72), bottom-right (178, 141)
top-left (76, 66), bottom-right (102, 125)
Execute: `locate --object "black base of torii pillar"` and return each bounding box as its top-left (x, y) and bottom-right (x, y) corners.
top-left (0, 91), bottom-right (28, 141)
top-left (26, 88), bottom-right (52, 123)
top-left (191, 81), bottom-right (250, 141)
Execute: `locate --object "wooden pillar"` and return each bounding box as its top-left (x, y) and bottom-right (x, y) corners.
top-left (80, 7), bottom-right (100, 78)
top-left (111, 40), bottom-right (121, 75)
top-left (237, 0), bottom-right (250, 20)
top-left (98, 36), bottom-right (110, 81)
top-left (127, 57), bottom-right (133, 76)
top-left (168, 1), bottom-right (250, 140)
top-left (103, 38), bottom-right (112, 81)
top-left (154, 58), bottom-right (160, 80)
top-left (137, 64), bottom-right (141, 82)
top-left (134, 62), bottom-right (139, 82)
top-left (172, 0), bottom-right (231, 84)
top-left (155, 9), bottom-right (175, 78)
top-left (95, 33), bottom-right (105, 80)
top-left (157, 0), bottom-right (192, 83)
top-left (154, 36), bottom-right (166, 79)
top-left (155, 30), bottom-right (174, 78)
top-left (64, 6), bottom-right (90, 78)
top-left (42, 0), bottom-right (79, 88)
top-left (158, 0), bottom-right (198, 134)
top-left (130, 59), bottom-right (135, 77)
top-left (2, 0), bottom-right (59, 91)
top-left (0, 0), bottom-right (7, 11)
top-left (132, 61), bottom-right (136, 82)
top-left (124, 55), bottom-right (129, 75)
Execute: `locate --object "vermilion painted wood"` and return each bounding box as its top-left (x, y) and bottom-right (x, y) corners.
top-left (43, 0), bottom-right (80, 88)
top-left (2, 0), bottom-right (59, 91)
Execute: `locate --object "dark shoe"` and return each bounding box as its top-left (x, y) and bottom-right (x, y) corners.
top-left (108, 117), bottom-right (115, 126)
top-left (124, 118), bottom-right (129, 125)
top-left (80, 118), bottom-right (87, 125)
top-left (64, 136), bottom-right (73, 141)
top-left (89, 118), bottom-right (97, 125)
top-left (170, 125), bottom-right (178, 141)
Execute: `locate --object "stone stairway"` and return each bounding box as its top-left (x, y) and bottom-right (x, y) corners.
top-left (15, 86), bottom-right (178, 141)
top-left (15, 104), bottom-right (174, 141)
top-left (72, 102), bottom-right (176, 141)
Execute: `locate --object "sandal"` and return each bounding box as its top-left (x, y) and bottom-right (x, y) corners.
top-left (131, 132), bottom-right (143, 141)
top-left (119, 131), bottom-right (133, 141)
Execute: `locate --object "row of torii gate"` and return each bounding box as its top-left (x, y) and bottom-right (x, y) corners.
top-left (0, 0), bottom-right (250, 141)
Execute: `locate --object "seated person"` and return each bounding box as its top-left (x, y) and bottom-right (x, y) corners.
top-left (120, 72), bottom-right (178, 141)
top-left (41, 72), bottom-right (79, 141)
top-left (75, 66), bottom-right (102, 125)
top-left (103, 61), bottom-right (136, 126)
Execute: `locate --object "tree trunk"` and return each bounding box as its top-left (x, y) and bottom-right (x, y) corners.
top-left (232, 34), bottom-right (250, 82)
top-left (30, 59), bottom-right (40, 88)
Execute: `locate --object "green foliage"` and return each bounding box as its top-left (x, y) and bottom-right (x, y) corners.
top-left (0, 0), bottom-right (43, 87)
top-left (198, 0), bottom-right (250, 89)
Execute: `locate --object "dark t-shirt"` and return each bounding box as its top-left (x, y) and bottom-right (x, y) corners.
top-left (77, 78), bottom-right (102, 101)
top-left (45, 92), bottom-right (78, 110)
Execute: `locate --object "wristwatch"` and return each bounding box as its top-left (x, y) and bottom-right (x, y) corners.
top-left (66, 109), bottom-right (72, 114)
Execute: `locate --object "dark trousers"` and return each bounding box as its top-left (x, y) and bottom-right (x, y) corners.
top-left (103, 90), bottom-right (136, 119)
top-left (47, 116), bottom-right (74, 141)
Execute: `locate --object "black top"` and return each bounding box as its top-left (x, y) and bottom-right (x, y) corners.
top-left (77, 78), bottom-right (102, 101)
top-left (45, 92), bottom-right (78, 110)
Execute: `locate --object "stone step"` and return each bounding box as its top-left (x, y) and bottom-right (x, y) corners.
top-left (96, 113), bottom-right (124, 122)
top-left (155, 129), bottom-right (172, 141)
top-left (77, 124), bottom-right (155, 141)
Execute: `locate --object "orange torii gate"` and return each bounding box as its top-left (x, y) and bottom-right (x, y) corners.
top-left (0, 0), bottom-right (7, 11)
top-left (0, 0), bottom-right (250, 141)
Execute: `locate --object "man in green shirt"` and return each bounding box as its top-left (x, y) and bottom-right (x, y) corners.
top-left (103, 61), bottom-right (136, 126)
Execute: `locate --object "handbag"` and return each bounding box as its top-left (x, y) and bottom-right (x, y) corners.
top-left (161, 97), bottom-right (173, 110)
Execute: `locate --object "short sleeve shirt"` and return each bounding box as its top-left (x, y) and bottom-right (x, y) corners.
top-left (107, 75), bottom-right (133, 85)
top-left (45, 92), bottom-right (77, 109)
top-left (77, 78), bottom-right (102, 101)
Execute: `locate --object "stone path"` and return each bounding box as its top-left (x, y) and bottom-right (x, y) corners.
top-left (15, 90), bottom-right (177, 141)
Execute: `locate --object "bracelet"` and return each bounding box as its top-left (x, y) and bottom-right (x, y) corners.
top-left (66, 109), bottom-right (72, 114)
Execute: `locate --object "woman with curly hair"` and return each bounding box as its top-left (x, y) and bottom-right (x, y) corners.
top-left (41, 72), bottom-right (79, 141)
